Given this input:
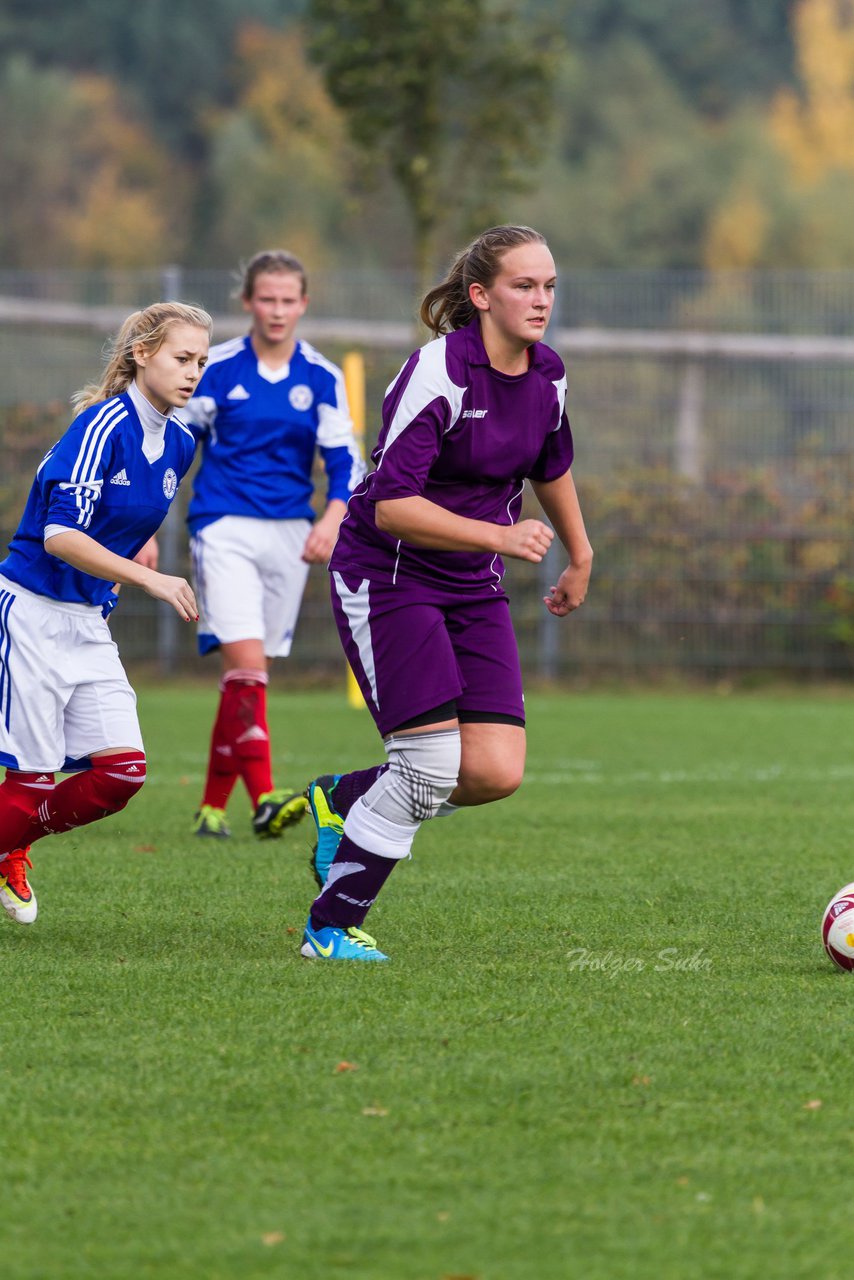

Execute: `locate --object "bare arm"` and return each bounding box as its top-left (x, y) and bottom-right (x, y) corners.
top-left (375, 495), bottom-right (554, 563)
top-left (44, 529), bottom-right (198, 621)
top-left (530, 471), bottom-right (593, 615)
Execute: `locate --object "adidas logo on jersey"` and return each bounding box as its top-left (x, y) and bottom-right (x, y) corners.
top-left (110, 468), bottom-right (131, 485)
top-left (226, 384), bottom-right (251, 400)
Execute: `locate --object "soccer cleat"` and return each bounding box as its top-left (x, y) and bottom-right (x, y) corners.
top-left (192, 805), bottom-right (232, 838)
top-left (252, 788), bottom-right (309, 839)
top-left (0, 847), bottom-right (37, 925)
top-left (306, 774), bottom-right (344, 887)
top-left (300, 918), bottom-right (389, 961)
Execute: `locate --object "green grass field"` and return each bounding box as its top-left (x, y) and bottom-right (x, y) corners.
top-left (3, 686), bottom-right (854, 1280)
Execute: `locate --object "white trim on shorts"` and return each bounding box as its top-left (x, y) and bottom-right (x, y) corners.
top-left (331, 572), bottom-right (379, 708)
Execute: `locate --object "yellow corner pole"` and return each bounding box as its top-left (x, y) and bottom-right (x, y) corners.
top-left (342, 351), bottom-right (367, 709)
top-left (343, 350), bottom-right (366, 441)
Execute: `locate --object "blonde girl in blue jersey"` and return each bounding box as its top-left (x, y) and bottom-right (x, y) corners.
top-left (180, 250), bottom-right (365, 841)
top-left (0, 302), bottom-right (211, 925)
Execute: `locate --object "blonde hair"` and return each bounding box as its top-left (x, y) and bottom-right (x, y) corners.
top-left (239, 249), bottom-right (307, 299)
top-left (420, 225), bottom-right (549, 337)
top-left (72, 301), bottom-right (213, 412)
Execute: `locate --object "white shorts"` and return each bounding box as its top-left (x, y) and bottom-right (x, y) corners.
top-left (190, 516), bottom-right (311, 658)
top-left (0, 576), bottom-right (144, 773)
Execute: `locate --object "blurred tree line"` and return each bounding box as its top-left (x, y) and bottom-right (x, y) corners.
top-left (1, 0), bottom-right (854, 274)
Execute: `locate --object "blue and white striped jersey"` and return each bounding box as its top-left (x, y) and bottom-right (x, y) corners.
top-left (0, 393), bottom-right (196, 609)
top-left (182, 335), bottom-right (365, 535)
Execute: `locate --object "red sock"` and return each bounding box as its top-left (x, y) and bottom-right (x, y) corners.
top-left (232, 675), bottom-right (274, 806)
top-left (203, 670), bottom-right (274, 809)
top-left (201, 680), bottom-right (241, 810)
top-left (239, 756), bottom-right (274, 807)
top-left (27, 752), bottom-right (146, 840)
top-left (0, 770), bottom-right (55, 859)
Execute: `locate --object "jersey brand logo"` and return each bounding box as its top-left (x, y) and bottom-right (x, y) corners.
top-left (110, 469), bottom-right (131, 485)
top-left (226, 384), bottom-right (250, 400)
top-left (162, 468), bottom-right (178, 500)
top-left (462, 409), bottom-right (488, 419)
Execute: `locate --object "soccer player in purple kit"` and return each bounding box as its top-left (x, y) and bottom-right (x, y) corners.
top-left (0, 302), bottom-right (211, 924)
top-left (181, 250), bottom-right (365, 841)
top-left (301, 225), bottom-right (593, 960)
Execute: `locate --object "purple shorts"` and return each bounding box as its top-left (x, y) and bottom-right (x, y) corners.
top-left (330, 571), bottom-right (525, 737)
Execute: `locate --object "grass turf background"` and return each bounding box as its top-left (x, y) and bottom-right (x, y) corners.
top-left (2, 686), bottom-right (853, 1279)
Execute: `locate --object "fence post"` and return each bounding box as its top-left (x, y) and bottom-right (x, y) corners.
top-left (675, 359), bottom-right (704, 482)
top-left (160, 263), bottom-right (183, 302)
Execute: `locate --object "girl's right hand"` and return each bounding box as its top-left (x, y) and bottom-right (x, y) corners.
top-left (498, 519), bottom-right (554, 563)
top-left (142, 571), bottom-right (199, 621)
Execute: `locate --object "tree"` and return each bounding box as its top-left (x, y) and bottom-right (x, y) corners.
top-left (306, 0), bottom-right (557, 283)
top-left (541, 0), bottom-right (795, 114)
top-left (201, 24), bottom-right (354, 267)
top-left (518, 37), bottom-right (723, 271)
top-left (0, 0), bottom-right (305, 157)
top-left (703, 0), bottom-right (854, 267)
top-left (771, 0), bottom-right (854, 183)
top-left (0, 56), bottom-right (181, 267)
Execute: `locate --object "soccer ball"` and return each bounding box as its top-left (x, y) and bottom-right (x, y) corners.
top-left (821, 883), bottom-right (854, 971)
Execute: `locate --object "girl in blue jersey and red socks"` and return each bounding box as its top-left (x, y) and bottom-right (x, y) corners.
top-left (0, 302), bottom-right (211, 925)
top-left (302, 225), bottom-right (594, 961)
top-left (180, 250), bottom-right (365, 841)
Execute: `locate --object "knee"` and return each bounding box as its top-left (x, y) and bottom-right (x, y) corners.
top-left (456, 760), bottom-right (524, 804)
top-left (91, 752), bottom-right (147, 812)
top-left (370, 728), bottom-right (462, 824)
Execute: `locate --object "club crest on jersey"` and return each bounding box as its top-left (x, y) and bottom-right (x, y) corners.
top-left (289, 384), bottom-right (314, 411)
top-left (162, 468), bottom-right (178, 500)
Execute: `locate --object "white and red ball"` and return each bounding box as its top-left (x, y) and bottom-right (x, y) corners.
top-left (821, 883), bottom-right (854, 972)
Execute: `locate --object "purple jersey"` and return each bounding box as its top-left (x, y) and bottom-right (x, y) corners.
top-left (330, 316), bottom-right (573, 592)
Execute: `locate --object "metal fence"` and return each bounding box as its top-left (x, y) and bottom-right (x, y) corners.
top-left (0, 268), bottom-right (851, 680)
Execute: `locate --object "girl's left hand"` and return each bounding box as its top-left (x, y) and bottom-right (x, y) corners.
top-left (544, 561), bottom-right (592, 616)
